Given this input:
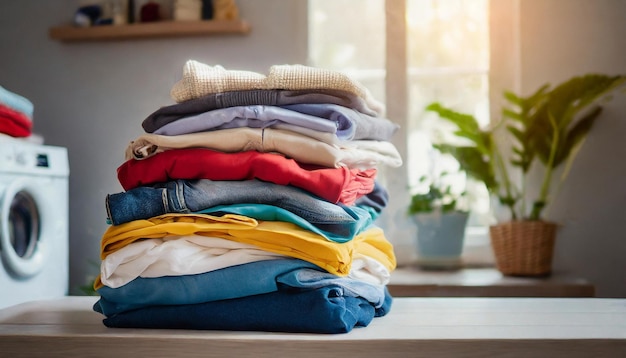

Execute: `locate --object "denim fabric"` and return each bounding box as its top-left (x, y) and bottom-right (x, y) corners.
top-left (96, 258), bottom-right (387, 316)
top-left (96, 259), bottom-right (319, 315)
top-left (153, 104), bottom-right (354, 139)
top-left (281, 103), bottom-right (399, 141)
top-left (354, 181), bottom-right (389, 214)
top-left (106, 179), bottom-right (374, 233)
top-left (95, 285), bottom-right (393, 333)
top-left (276, 268), bottom-right (386, 308)
top-left (142, 89), bottom-right (381, 132)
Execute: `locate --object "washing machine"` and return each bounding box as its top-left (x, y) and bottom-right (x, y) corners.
top-left (0, 138), bottom-right (69, 309)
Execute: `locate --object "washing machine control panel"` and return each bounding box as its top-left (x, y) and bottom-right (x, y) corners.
top-left (0, 142), bottom-right (69, 177)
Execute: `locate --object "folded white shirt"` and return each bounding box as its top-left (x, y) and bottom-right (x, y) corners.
top-left (100, 234), bottom-right (392, 288)
top-left (100, 235), bottom-right (286, 288)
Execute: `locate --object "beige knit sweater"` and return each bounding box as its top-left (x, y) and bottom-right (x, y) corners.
top-left (170, 60), bottom-right (386, 115)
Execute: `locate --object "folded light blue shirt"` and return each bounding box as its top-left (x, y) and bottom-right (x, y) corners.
top-left (153, 104), bottom-right (349, 138)
top-left (151, 103), bottom-right (399, 141)
top-left (0, 85), bottom-right (34, 118)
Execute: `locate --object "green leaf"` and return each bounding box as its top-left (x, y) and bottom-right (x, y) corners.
top-left (532, 75), bottom-right (624, 168)
top-left (522, 83), bottom-right (551, 112)
top-left (503, 90), bottom-right (523, 106)
top-left (507, 125), bottom-right (524, 142)
top-left (502, 108), bottom-right (523, 121)
top-left (551, 106), bottom-right (603, 168)
top-left (499, 195), bottom-right (518, 207)
top-left (425, 102), bottom-right (482, 139)
top-left (434, 144), bottom-right (497, 192)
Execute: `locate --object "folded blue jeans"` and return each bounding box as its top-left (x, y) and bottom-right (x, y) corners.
top-left (95, 285), bottom-right (393, 333)
top-left (95, 258), bottom-right (386, 316)
top-left (106, 179), bottom-right (379, 240)
top-left (354, 181), bottom-right (388, 214)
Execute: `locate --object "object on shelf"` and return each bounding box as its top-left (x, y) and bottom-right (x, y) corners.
top-left (213, 0), bottom-right (239, 20)
top-left (112, 1), bottom-right (127, 25)
top-left (140, 1), bottom-right (161, 22)
top-left (73, 5), bottom-right (102, 27)
top-left (127, 0), bottom-right (135, 23)
top-left (202, 0), bottom-right (214, 20)
top-left (174, 0), bottom-right (202, 21)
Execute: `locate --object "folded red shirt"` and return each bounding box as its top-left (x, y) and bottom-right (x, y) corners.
top-left (0, 104), bottom-right (32, 137)
top-left (117, 148), bottom-right (376, 205)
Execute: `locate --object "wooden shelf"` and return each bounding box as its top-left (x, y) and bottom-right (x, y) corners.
top-left (387, 266), bottom-right (595, 297)
top-left (49, 19), bottom-right (250, 42)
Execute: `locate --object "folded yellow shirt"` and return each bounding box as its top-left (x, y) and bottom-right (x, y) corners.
top-left (354, 226), bottom-right (396, 272)
top-left (99, 213), bottom-right (396, 279)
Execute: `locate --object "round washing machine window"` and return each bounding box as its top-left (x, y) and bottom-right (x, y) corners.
top-left (0, 180), bottom-right (48, 278)
top-left (8, 191), bottom-right (40, 259)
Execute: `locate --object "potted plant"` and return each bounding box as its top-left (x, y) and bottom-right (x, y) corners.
top-left (425, 73), bottom-right (626, 276)
top-left (408, 170), bottom-right (469, 270)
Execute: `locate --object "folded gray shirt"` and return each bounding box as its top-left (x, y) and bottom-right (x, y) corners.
top-left (142, 88), bottom-right (384, 133)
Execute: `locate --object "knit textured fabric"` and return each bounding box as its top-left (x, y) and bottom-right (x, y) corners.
top-left (170, 60), bottom-right (386, 115)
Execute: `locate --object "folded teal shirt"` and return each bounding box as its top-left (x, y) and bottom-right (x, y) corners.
top-left (198, 202), bottom-right (375, 243)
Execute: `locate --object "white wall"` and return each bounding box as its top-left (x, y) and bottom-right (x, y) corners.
top-left (0, 0), bottom-right (308, 293)
top-left (515, 0), bottom-right (626, 297)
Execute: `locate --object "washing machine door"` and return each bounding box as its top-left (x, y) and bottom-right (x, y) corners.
top-left (0, 179), bottom-right (47, 278)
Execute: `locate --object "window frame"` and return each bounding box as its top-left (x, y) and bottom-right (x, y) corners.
top-left (308, 0), bottom-right (505, 266)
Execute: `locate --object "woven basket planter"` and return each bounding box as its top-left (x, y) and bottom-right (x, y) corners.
top-left (489, 220), bottom-right (558, 277)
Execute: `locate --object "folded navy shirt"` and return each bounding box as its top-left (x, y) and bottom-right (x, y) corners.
top-left (95, 285), bottom-right (393, 334)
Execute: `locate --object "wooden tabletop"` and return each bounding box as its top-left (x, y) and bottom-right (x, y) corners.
top-left (1, 296), bottom-right (623, 357)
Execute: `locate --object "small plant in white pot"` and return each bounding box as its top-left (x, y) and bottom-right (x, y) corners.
top-left (408, 171), bottom-right (469, 270)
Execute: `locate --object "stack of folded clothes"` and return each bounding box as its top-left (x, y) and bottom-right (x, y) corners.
top-left (92, 60), bottom-right (403, 334)
top-left (0, 85), bottom-right (34, 138)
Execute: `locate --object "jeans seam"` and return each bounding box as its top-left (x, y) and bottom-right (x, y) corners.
top-left (174, 180), bottom-right (189, 213)
top-left (105, 194), bottom-right (113, 224)
top-left (160, 188), bottom-right (169, 214)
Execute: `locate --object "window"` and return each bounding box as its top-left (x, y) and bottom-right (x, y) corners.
top-left (308, 0), bottom-right (386, 101)
top-left (309, 0), bottom-right (493, 265)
